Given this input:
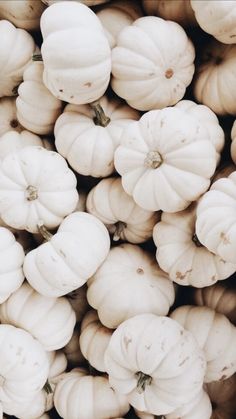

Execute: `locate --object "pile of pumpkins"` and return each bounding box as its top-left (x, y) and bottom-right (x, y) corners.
top-left (0, 0), bottom-right (236, 418)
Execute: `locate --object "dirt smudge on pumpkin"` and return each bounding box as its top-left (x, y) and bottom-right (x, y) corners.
top-left (84, 82), bottom-right (92, 87)
top-left (220, 232), bottom-right (230, 244)
top-left (59, 249), bottom-right (66, 258)
top-left (179, 356), bottom-right (189, 367)
top-left (123, 335), bottom-right (132, 349)
top-left (176, 269), bottom-right (192, 280)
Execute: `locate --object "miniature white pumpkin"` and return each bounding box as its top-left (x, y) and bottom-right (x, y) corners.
top-left (16, 61), bottom-right (63, 135)
top-left (0, 130), bottom-right (53, 160)
top-left (42, 0), bottom-right (109, 5)
top-left (0, 0), bottom-right (46, 31)
top-left (111, 16), bottom-right (195, 111)
top-left (23, 211), bottom-right (110, 297)
top-left (0, 146), bottom-right (79, 233)
top-left (40, 1), bottom-right (111, 104)
top-left (86, 177), bottom-right (160, 243)
top-left (114, 107), bottom-right (217, 212)
top-left (55, 96), bottom-right (139, 177)
top-left (0, 97), bottom-right (22, 136)
top-left (142, 0), bottom-right (196, 26)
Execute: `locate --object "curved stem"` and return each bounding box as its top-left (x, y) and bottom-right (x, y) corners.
top-left (91, 102), bottom-right (110, 127)
top-left (37, 222), bottom-right (53, 241)
top-left (135, 371), bottom-right (152, 394)
top-left (113, 221), bottom-right (127, 241)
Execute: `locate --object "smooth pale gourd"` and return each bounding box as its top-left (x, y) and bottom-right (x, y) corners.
top-left (142, 0), bottom-right (196, 27)
top-left (0, 130), bottom-right (53, 160)
top-left (204, 374), bottom-right (236, 419)
top-left (196, 172), bottom-right (236, 264)
top-left (114, 107), bottom-right (217, 212)
top-left (40, 1), bottom-right (111, 104)
top-left (87, 243), bottom-right (175, 328)
top-left (0, 0), bottom-right (46, 30)
top-left (16, 62), bottom-right (63, 135)
top-left (0, 20), bottom-right (35, 97)
top-left (104, 313), bottom-right (206, 415)
top-left (86, 177), bottom-right (160, 243)
top-left (111, 16), bottom-right (195, 111)
top-left (54, 96), bottom-right (139, 178)
top-left (23, 212), bottom-right (110, 297)
top-left (0, 227), bottom-right (25, 304)
top-left (0, 146), bottom-right (79, 233)
top-left (54, 368), bottom-right (130, 419)
top-left (170, 305), bottom-right (236, 382)
top-left (0, 97), bottom-right (22, 136)
top-left (0, 282), bottom-right (76, 351)
top-left (190, 1), bottom-right (236, 44)
top-left (66, 285), bottom-right (89, 323)
top-left (153, 203), bottom-right (236, 288)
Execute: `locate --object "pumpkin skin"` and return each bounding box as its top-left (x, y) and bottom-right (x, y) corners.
top-left (23, 211), bottom-right (110, 297)
top-left (194, 284), bottom-right (236, 324)
top-left (0, 20), bottom-right (35, 98)
top-left (153, 203), bottom-right (236, 288)
top-left (40, 1), bottom-right (111, 105)
top-left (0, 227), bottom-right (25, 304)
top-left (170, 305), bottom-right (236, 383)
top-left (0, 282), bottom-right (76, 351)
top-left (54, 95), bottom-right (139, 178)
top-left (54, 368), bottom-right (130, 419)
top-left (114, 107), bottom-right (217, 212)
top-left (190, 1), bottom-right (236, 44)
top-left (86, 177), bottom-right (160, 243)
top-left (0, 130), bottom-right (53, 160)
top-left (104, 313), bottom-right (206, 415)
top-left (16, 61), bottom-right (63, 135)
top-left (195, 172), bottom-right (236, 264)
top-left (0, 0), bottom-right (46, 31)
top-left (205, 374), bottom-right (236, 419)
top-left (0, 146), bottom-right (79, 233)
top-left (193, 40), bottom-right (236, 116)
top-left (87, 243), bottom-right (175, 328)
top-left (142, 0), bottom-right (196, 27)
top-left (0, 97), bottom-right (22, 136)
top-left (80, 309), bottom-right (113, 372)
top-left (0, 324), bottom-right (49, 404)
top-left (111, 16), bottom-right (195, 111)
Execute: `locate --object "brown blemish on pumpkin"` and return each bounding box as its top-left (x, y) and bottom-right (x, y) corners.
top-left (145, 344), bottom-right (151, 350)
top-left (220, 374), bottom-right (227, 381)
top-left (180, 330), bottom-right (184, 335)
top-left (10, 119), bottom-right (19, 128)
top-left (220, 232), bottom-right (230, 244)
top-left (165, 68), bottom-right (174, 79)
top-left (124, 335), bottom-right (132, 349)
top-left (176, 270), bottom-right (192, 280)
top-left (59, 249), bottom-right (66, 258)
top-left (59, 89), bottom-right (63, 92)
top-left (137, 267), bottom-right (144, 274)
top-left (70, 96), bottom-right (74, 99)
top-left (179, 356), bottom-right (189, 367)
top-left (222, 366), bottom-right (228, 371)
top-left (84, 82), bottom-right (92, 87)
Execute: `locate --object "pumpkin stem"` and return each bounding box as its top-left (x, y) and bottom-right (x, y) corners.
top-left (26, 185), bottom-right (38, 201)
top-left (32, 53), bottom-right (43, 62)
top-left (43, 380), bottom-right (53, 394)
top-left (91, 102), bottom-right (110, 127)
top-left (144, 151), bottom-right (162, 169)
top-left (192, 233), bottom-right (203, 247)
top-left (135, 371), bottom-right (152, 393)
top-left (37, 222), bottom-right (53, 241)
top-left (113, 221), bottom-right (127, 241)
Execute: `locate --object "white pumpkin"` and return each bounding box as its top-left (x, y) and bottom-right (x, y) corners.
top-left (16, 61), bottom-right (63, 135)
top-left (66, 284), bottom-right (89, 323)
top-left (190, 0), bottom-right (236, 44)
top-left (0, 20), bottom-right (35, 97)
top-left (104, 313), bottom-right (206, 415)
top-left (23, 211), bottom-right (110, 297)
top-left (170, 305), bottom-right (236, 383)
top-left (111, 16), bottom-right (195, 111)
top-left (40, 1), bottom-right (111, 104)
top-left (96, 0), bottom-right (143, 48)
top-left (54, 96), bottom-right (139, 177)
top-left (42, 0), bottom-right (110, 5)
top-left (0, 0), bottom-right (46, 31)
top-left (0, 324), bottom-right (49, 404)
top-left (0, 146), bottom-right (79, 233)
top-left (54, 368), bottom-right (130, 419)
top-left (142, 0), bottom-right (196, 26)
top-left (0, 227), bottom-right (25, 304)
top-left (86, 177), bottom-right (160, 243)
top-left (114, 107), bottom-right (217, 212)
top-left (230, 120), bottom-right (236, 164)
top-left (205, 374), bottom-right (236, 419)
top-left (193, 40), bottom-right (236, 115)
top-left (80, 309), bottom-right (113, 372)
top-left (153, 202), bottom-right (236, 288)
top-left (0, 97), bottom-right (22, 136)
top-left (196, 171), bottom-right (236, 264)
top-left (0, 282), bottom-right (76, 351)
top-left (64, 328), bottom-right (85, 366)
top-left (0, 130), bottom-right (53, 160)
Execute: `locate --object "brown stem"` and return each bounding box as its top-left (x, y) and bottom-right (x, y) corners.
top-left (144, 151), bottom-right (163, 169)
top-left (26, 185), bottom-right (38, 201)
top-left (32, 53), bottom-right (43, 62)
top-left (135, 371), bottom-right (152, 394)
top-left (91, 102), bottom-right (110, 127)
top-left (37, 222), bottom-right (53, 241)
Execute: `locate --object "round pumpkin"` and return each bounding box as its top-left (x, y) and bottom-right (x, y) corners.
top-left (86, 177), bottom-right (160, 243)
top-left (0, 130), bottom-right (53, 160)
top-left (0, 97), bottom-right (22, 136)
top-left (114, 107), bottom-right (217, 212)
top-left (142, 0), bottom-right (196, 27)
top-left (0, 0), bottom-right (46, 31)
top-left (42, 0), bottom-right (110, 5)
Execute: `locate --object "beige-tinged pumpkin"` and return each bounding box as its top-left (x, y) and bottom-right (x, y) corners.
top-left (40, 1), bottom-right (111, 104)
top-left (193, 40), bottom-right (236, 116)
top-left (204, 374), bottom-right (236, 419)
top-left (23, 211), bottom-right (110, 297)
top-left (0, 226), bottom-right (25, 304)
top-left (64, 328), bottom-right (85, 366)
top-left (114, 107), bottom-right (217, 212)
top-left (190, 0), bottom-right (236, 44)
top-left (0, 0), bottom-right (46, 31)
top-left (0, 146), bottom-right (79, 233)
top-left (194, 284), bottom-right (236, 324)
top-left (195, 172), bottom-right (236, 264)
top-left (67, 284), bottom-right (89, 323)
top-left (142, 0), bottom-right (196, 27)
top-left (0, 282), bottom-right (76, 351)
top-left (86, 177), bottom-right (160, 243)
top-left (0, 130), bottom-right (53, 160)
top-left (42, 0), bottom-right (110, 5)
top-left (104, 313), bottom-right (206, 415)
top-left (230, 120), bottom-right (236, 164)
top-left (0, 20), bottom-right (35, 97)
top-left (111, 16), bottom-right (195, 111)
top-left (54, 96), bottom-right (139, 178)
top-left (170, 305), bottom-right (236, 383)
top-left (0, 324), bottom-right (49, 404)
top-left (16, 61), bottom-right (63, 135)
top-left (0, 97), bottom-right (22, 136)
top-left (153, 202), bottom-right (236, 288)
top-left (54, 368), bottom-right (130, 419)
top-left (80, 309), bottom-right (113, 372)
top-left (87, 243), bottom-right (175, 328)
top-left (96, 0), bottom-right (143, 48)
